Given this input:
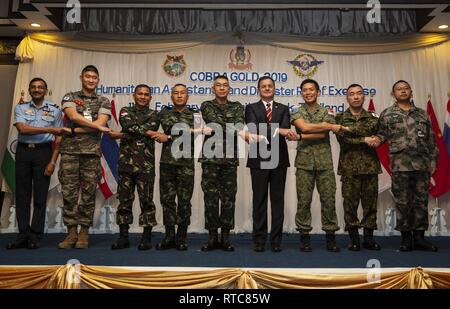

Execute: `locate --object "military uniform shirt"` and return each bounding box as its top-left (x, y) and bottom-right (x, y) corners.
top-left (199, 99), bottom-right (245, 166)
top-left (377, 103), bottom-right (438, 172)
top-left (159, 106), bottom-right (196, 167)
top-left (118, 104), bottom-right (160, 173)
top-left (335, 108), bottom-right (381, 175)
top-left (59, 91), bottom-right (111, 156)
top-left (291, 104), bottom-right (335, 170)
top-left (14, 100), bottom-right (63, 144)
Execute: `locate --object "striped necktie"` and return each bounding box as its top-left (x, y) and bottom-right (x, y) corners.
top-left (266, 103), bottom-right (272, 123)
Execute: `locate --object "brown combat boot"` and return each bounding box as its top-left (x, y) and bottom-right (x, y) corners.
top-left (75, 225), bottom-right (90, 249)
top-left (58, 225), bottom-right (78, 249)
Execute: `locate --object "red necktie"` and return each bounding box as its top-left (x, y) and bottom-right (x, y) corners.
top-left (266, 103), bottom-right (272, 123)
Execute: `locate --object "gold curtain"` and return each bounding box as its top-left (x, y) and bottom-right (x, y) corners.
top-left (15, 31), bottom-right (229, 61)
top-left (249, 33), bottom-right (450, 55)
top-left (15, 32), bottom-right (450, 62)
top-left (1, 265), bottom-right (449, 289)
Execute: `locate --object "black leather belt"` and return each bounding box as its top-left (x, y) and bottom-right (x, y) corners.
top-left (18, 142), bottom-right (52, 149)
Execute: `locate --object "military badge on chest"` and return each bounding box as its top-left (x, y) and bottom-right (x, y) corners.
top-left (83, 107), bottom-right (93, 121)
top-left (416, 123), bottom-right (426, 138)
top-left (41, 105), bottom-right (55, 121)
top-left (74, 99), bottom-right (92, 121)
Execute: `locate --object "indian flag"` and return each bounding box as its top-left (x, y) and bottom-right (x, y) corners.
top-left (1, 96), bottom-right (23, 193)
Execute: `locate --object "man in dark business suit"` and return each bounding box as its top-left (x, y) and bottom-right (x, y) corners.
top-left (245, 76), bottom-right (298, 253)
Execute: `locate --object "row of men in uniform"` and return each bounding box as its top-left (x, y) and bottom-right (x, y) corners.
top-left (5, 64), bottom-right (439, 253)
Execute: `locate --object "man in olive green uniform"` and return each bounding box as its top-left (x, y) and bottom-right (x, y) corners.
top-left (199, 75), bottom-right (244, 252)
top-left (335, 84), bottom-right (381, 251)
top-left (376, 80), bottom-right (438, 252)
top-left (156, 83), bottom-right (196, 251)
top-left (58, 65), bottom-right (111, 249)
top-left (291, 79), bottom-right (341, 252)
top-left (111, 84), bottom-right (162, 250)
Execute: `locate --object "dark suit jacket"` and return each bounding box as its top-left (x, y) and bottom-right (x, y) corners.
top-left (245, 100), bottom-right (290, 169)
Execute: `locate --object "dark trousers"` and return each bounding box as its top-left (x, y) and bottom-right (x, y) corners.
top-left (15, 143), bottom-right (52, 239)
top-left (250, 167), bottom-right (287, 246)
top-left (392, 171), bottom-right (430, 231)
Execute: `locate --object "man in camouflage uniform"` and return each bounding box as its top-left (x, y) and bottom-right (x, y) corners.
top-left (155, 83), bottom-right (196, 251)
top-left (335, 84), bottom-right (381, 251)
top-left (291, 79), bottom-right (342, 252)
top-left (376, 80), bottom-right (438, 252)
top-left (58, 65), bottom-right (111, 249)
top-left (199, 75), bottom-right (244, 252)
top-left (111, 84), bottom-right (162, 250)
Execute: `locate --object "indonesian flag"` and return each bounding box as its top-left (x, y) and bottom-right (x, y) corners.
top-left (98, 98), bottom-right (120, 199)
top-left (427, 99), bottom-right (450, 197)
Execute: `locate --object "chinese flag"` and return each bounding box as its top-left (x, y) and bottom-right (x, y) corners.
top-left (427, 100), bottom-right (450, 197)
top-left (368, 98), bottom-right (391, 175)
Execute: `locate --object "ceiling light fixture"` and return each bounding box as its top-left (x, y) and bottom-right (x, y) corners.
top-left (438, 24), bottom-right (448, 29)
top-left (30, 23), bottom-right (41, 28)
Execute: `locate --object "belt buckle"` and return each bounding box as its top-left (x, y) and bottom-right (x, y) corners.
top-left (28, 143), bottom-right (35, 148)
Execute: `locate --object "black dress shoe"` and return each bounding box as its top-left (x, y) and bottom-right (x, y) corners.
top-left (271, 244), bottom-right (282, 252)
top-left (6, 238), bottom-right (28, 250)
top-left (27, 240), bottom-right (40, 249)
top-left (254, 243), bottom-right (265, 252)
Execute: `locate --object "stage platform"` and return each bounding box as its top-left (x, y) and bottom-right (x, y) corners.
top-left (1, 233), bottom-right (449, 268)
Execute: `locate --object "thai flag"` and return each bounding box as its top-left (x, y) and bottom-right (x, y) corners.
top-left (444, 97), bottom-right (450, 157)
top-left (99, 98), bottom-right (120, 199)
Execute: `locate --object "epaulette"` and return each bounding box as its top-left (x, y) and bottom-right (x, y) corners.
top-left (47, 101), bottom-right (60, 109)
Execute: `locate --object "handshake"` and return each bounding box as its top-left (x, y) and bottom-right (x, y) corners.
top-left (279, 128), bottom-right (301, 141)
top-left (364, 135), bottom-right (381, 148)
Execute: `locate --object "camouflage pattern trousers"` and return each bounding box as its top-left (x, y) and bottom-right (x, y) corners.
top-left (59, 154), bottom-right (101, 227)
top-left (201, 164), bottom-right (237, 230)
top-left (159, 163), bottom-right (194, 227)
top-left (341, 174), bottom-right (378, 231)
top-left (392, 171), bottom-right (430, 231)
top-left (116, 170), bottom-right (157, 227)
top-left (296, 168), bottom-right (339, 233)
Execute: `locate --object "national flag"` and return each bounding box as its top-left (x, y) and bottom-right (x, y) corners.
top-left (1, 94), bottom-right (24, 193)
top-left (98, 97), bottom-right (120, 199)
top-left (368, 97), bottom-right (391, 175)
top-left (426, 99), bottom-right (450, 197)
top-left (444, 96), bottom-right (450, 156)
